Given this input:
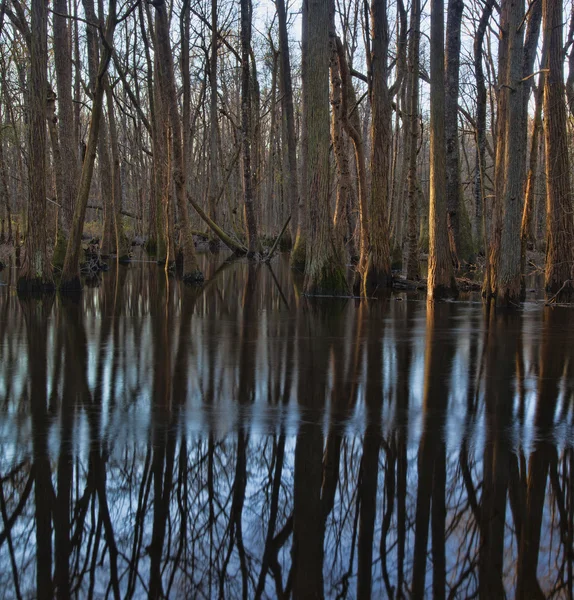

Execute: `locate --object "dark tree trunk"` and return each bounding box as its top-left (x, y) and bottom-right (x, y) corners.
top-left (542, 0), bottom-right (574, 297)
top-left (445, 0), bottom-right (464, 267)
top-left (240, 0), bottom-right (260, 254)
top-left (276, 0), bottom-right (299, 247)
top-left (18, 0), bottom-right (54, 293)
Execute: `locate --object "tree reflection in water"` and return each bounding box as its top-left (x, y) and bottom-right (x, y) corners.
top-left (0, 255), bottom-right (572, 598)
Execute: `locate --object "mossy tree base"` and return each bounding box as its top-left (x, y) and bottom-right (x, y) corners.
top-left (304, 264), bottom-right (348, 296)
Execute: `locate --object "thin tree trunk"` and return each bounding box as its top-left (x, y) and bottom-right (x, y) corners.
top-left (60, 0), bottom-right (117, 290)
top-left (473, 0), bottom-right (495, 257)
top-left (405, 0), bottom-right (421, 280)
top-left (427, 0), bottom-right (457, 299)
top-left (240, 0), bottom-right (260, 254)
top-left (208, 0), bottom-right (220, 246)
top-left (154, 0), bottom-right (203, 281)
top-left (276, 0), bottom-right (299, 248)
top-left (291, 0), bottom-right (308, 268)
top-left (53, 0), bottom-right (78, 240)
top-left (445, 0), bottom-right (464, 267)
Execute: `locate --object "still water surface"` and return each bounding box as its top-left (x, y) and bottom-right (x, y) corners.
top-left (0, 254), bottom-right (573, 599)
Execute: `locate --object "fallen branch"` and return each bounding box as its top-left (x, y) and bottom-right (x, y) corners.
top-left (265, 215), bottom-right (291, 262)
top-left (545, 279), bottom-right (574, 305)
top-left (187, 194), bottom-right (248, 254)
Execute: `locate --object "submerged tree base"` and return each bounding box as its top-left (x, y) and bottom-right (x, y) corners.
top-left (304, 265), bottom-right (348, 296)
top-left (17, 277), bottom-right (55, 295)
top-left (428, 279), bottom-right (459, 301)
top-left (363, 263), bottom-right (393, 296)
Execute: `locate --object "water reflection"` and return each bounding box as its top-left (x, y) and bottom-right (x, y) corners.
top-left (0, 255), bottom-right (573, 598)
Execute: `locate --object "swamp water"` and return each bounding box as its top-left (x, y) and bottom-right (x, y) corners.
top-left (0, 253), bottom-right (573, 598)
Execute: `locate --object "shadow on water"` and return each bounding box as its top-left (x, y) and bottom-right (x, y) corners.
top-left (0, 253), bottom-right (573, 598)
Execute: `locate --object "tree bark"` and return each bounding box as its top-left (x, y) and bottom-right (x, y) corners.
top-left (208, 0), bottom-right (220, 246)
top-left (53, 0), bottom-right (79, 253)
top-left (154, 0), bottom-right (203, 281)
top-left (291, 0), bottom-right (308, 268)
top-left (473, 0), bottom-right (495, 256)
top-left (427, 0), bottom-right (457, 299)
top-left (240, 0), bottom-right (260, 255)
top-left (60, 0), bottom-right (116, 291)
top-left (18, 0), bottom-right (54, 293)
top-left (303, 0), bottom-right (347, 295)
top-left (366, 0), bottom-right (393, 293)
top-left (445, 0), bottom-right (464, 267)
top-left (542, 0), bottom-right (574, 297)
top-left (404, 0), bottom-right (421, 280)
top-left (276, 0), bottom-right (299, 247)
top-left (495, 0), bottom-right (526, 306)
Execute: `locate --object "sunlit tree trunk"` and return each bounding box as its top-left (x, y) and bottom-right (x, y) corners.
top-left (427, 0), bottom-right (457, 299)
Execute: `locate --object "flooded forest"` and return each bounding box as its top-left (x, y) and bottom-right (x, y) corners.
top-left (0, 0), bottom-right (574, 597)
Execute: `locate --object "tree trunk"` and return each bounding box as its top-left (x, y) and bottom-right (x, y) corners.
top-left (105, 83), bottom-right (130, 260)
top-left (542, 0), bottom-right (574, 297)
top-left (154, 0), bottom-right (203, 281)
top-left (291, 0), bottom-right (308, 268)
top-left (366, 0), bottom-right (393, 293)
top-left (53, 0), bottom-right (78, 238)
top-left (427, 0), bottom-right (457, 299)
top-left (18, 0), bottom-right (54, 293)
top-left (208, 0), bottom-right (220, 247)
top-left (332, 34), bottom-right (369, 292)
top-left (302, 0), bottom-right (347, 295)
top-left (495, 0), bottom-right (526, 306)
top-left (404, 0), bottom-right (421, 280)
top-left (276, 0), bottom-right (299, 247)
top-left (473, 0), bottom-right (495, 256)
top-left (521, 37), bottom-right (547, 266)
top-left (60, 0), bottom-right (117, 291)
top-left (445, 0), bottom-right (464, 267)
top-left (240, 0), bottom-right (260, 255)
